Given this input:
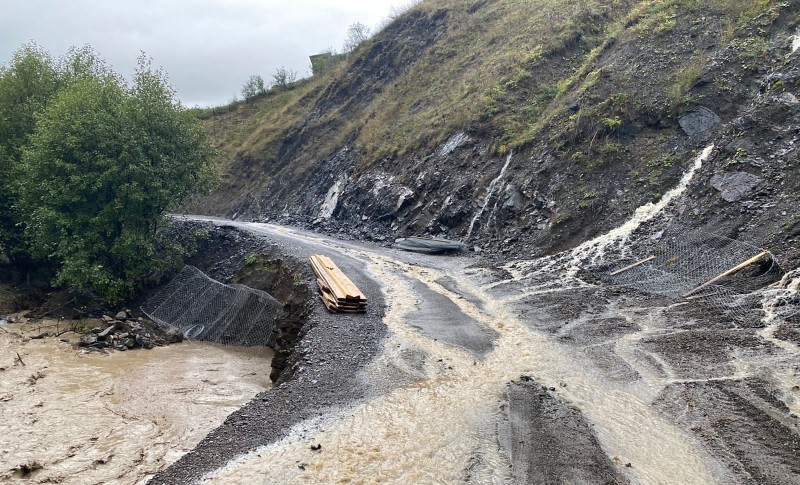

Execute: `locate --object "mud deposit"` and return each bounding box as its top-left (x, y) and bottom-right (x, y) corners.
top-left (0, 323), bottom-right (271, 484)
top-left (156, 214), bottom-right (799, 485)
top-left (498, 377), bottom-right (626, 484)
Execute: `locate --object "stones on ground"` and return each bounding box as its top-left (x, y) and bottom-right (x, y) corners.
top-left (75, 314), bottom-right (176, 352)
top-left (80, 334), bottom-right (98, 347)
top-left (710, 172), bottom-right (763, 202)
top-left (163, 325), bottom-right (184, 343)
top-left (679, 106), bottom-right (721, 136)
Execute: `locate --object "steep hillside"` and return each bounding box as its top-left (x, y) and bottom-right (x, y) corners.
top-left (186, 0), bottom-right (800, 267)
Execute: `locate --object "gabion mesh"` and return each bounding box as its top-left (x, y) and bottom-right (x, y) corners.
top-left (141, 265), bottom-right (280, 347)
top-left (595, 228), bottom-right (799, 326)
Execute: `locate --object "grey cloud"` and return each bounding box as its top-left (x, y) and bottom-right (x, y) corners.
top-left (1, 0), bottom-right (410, 106)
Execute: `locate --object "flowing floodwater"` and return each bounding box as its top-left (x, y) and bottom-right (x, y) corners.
top-left (208, 251), bottom-right (724, 484)
top-left (0, 324), bottom-right (271, 484)
top-left (204, 146), bottom-right (764, 484)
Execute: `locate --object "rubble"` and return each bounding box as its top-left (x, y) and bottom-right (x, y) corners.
top-left (78, 310), bottom-right (182, 352)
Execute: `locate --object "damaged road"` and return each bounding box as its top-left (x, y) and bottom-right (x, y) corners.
top-left (146, 215), bottom-right (800, 484)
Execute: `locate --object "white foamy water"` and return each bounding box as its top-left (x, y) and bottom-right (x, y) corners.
top-left (568, 144), bottom-right (714, 268)
top-left (792, 33), bottom-right (800, 54)
top-left (466, 151), bottom-right (513, 239)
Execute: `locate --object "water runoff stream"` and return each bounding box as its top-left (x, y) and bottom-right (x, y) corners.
top-left (203, 144), bottom-right (800, 484)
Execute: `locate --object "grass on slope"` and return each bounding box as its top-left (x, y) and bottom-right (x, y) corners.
top-left (355, 0), bottom-right (786, 162)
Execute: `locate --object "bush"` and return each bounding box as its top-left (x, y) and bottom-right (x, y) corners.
top-left (241, 74), bottom-right (265, 100)
top-left (4, 48), bottom-right (216, 302)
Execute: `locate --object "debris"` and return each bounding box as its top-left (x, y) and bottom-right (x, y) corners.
top-left (682, 250), bottom-right (771, 298)
top-left (393, 237), bottom-right (467, 254)
top-left (609, 255), bottom-right (655, 276)
top-left (310, 443), bottom-right (322, 451)
top-left (309, 255), bottom-right (367, 313)
top-left (80, 334), bottom-right (98, 347)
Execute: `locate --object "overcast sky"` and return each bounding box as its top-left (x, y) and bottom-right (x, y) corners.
top-left (1, 0), bottom-right (413, 107)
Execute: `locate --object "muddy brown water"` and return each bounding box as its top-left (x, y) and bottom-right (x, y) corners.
top-left (0, 323), bottom-right (271, 484)
top-left (205, 253), bottom-right (720, 484)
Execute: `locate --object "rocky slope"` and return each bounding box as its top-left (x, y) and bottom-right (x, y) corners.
top-left (186, 0), bottom-right (800, 269)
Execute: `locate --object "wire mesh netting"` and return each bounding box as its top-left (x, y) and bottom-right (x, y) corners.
top-left (142, 265), bottom-right (281, 347)
top-left (594, 228), bottom-right (799, 325)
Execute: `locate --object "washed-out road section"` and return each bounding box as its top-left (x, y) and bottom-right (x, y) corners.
top-left (150, 216), bottom-right (799, 484)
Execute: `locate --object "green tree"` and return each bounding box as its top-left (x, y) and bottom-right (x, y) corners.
top-left (0, 43), bottom-right (61, 263)
top-left (241, 74), bottom-right (265, 100)
top-left (18, 54), bottom-right (215, 302)
top-left (271, 66), bottom-right (297, 91)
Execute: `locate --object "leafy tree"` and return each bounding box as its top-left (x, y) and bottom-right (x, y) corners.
top-left (271, 66), bottom-right (297, 91)
top-left (343, 22), bottom-right (371, 53)
top-left (0, 43), bottom-right (61, 263)
top-left (241, 74), bottom-right (265, 100)
top-left (18, 54), bottom-right (215, 302)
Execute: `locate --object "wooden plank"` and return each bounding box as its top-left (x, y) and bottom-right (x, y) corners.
top-left (310, 254), bottom-right (367, 313)
top-left (312, 255), bottom-right (362, 302)
top-left (316, 255), bottom-right (364, 301)
top-left (609, 255), bottom-right (656, 276)
top-left (310, 257), bottom-right (348, 301)
top-left (318, 255), bottom-right (363, 299)
top-left (318, 294), bottom-right (337, 312)
top-left (682, 250), bottom-right (771, 299)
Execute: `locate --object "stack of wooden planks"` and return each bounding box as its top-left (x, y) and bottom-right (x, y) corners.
top-left (309, 254), bottom-right (367, 313)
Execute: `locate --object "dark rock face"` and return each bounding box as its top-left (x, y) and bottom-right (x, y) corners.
top-left (187, 3), bottom-right (800, 271)
top-left (710, 171), bottom-right (762, 202)
top-left (679, 107), bottom-right (722, 136)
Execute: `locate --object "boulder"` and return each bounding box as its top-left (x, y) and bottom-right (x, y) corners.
top-left (679, 107), bottom-right (721, 136)
top-left (710, 172), bottom-right (762, 202)
top-left (80, 334), bottom-right (98, 347)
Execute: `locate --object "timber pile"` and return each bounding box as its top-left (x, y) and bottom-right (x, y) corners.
top-left (309, 254), bottom-right (367, 313)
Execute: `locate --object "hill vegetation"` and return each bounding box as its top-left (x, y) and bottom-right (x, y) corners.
top-left (184, 0), bottom-right (799, 268)
top-left (0, 45), bottom-right (215, 302)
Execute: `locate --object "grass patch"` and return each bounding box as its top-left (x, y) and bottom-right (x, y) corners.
top-left (667, 54), bottom-right (706, 107)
